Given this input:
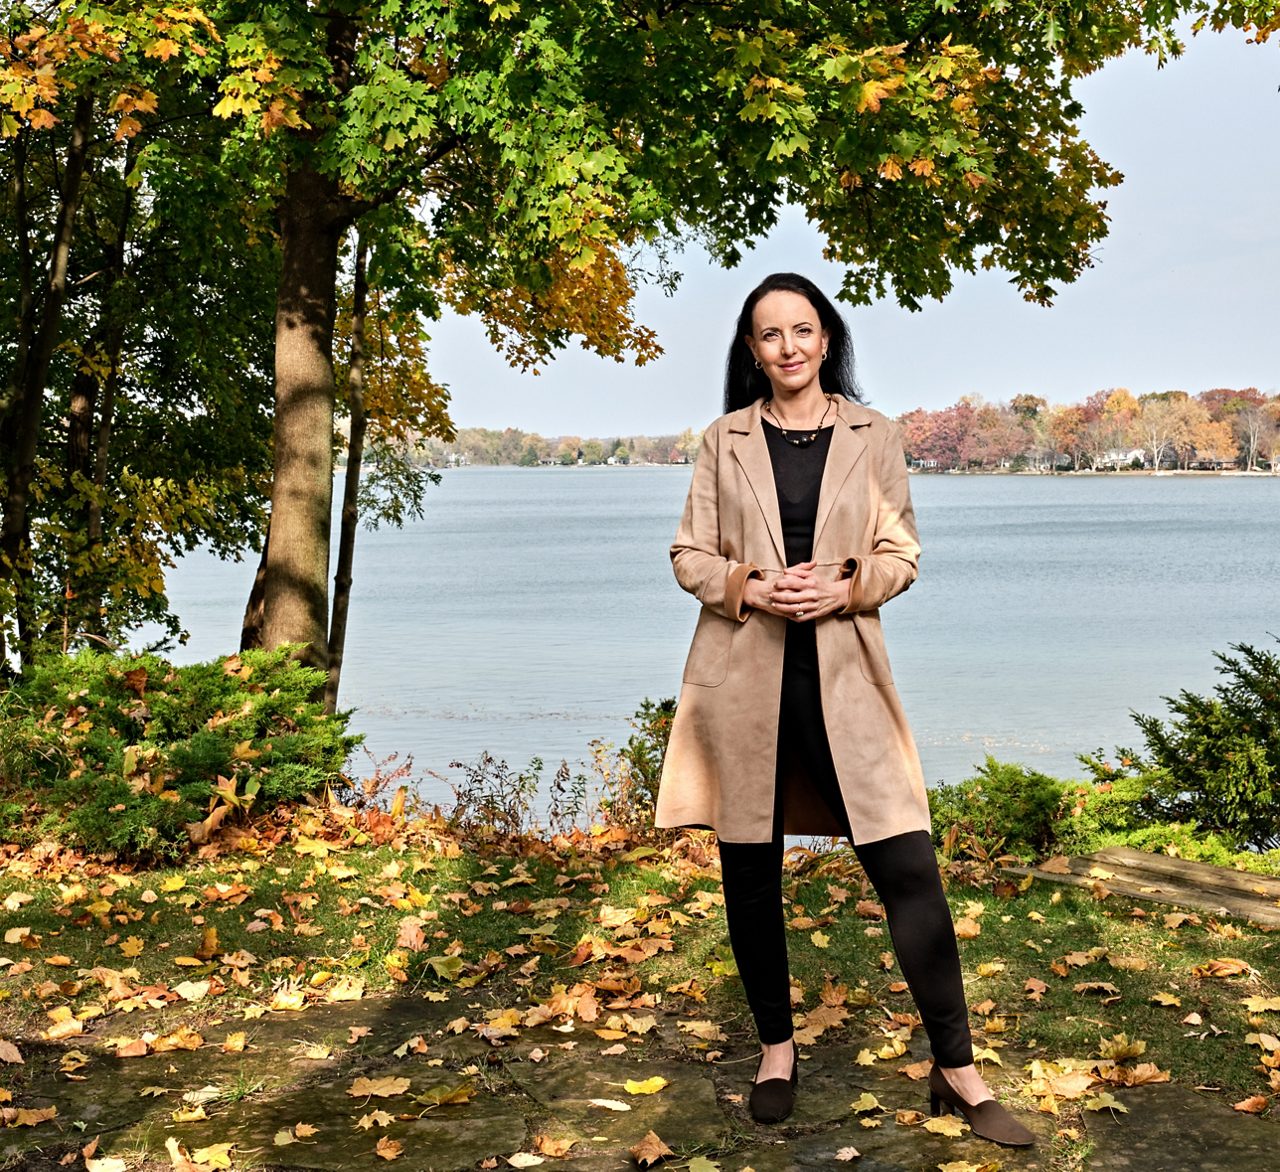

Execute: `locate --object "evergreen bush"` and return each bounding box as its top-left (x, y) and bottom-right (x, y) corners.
top-left (1081, 638), bottom-right (1280, 851)
top-left (1, 648), bottom-right (359, 859)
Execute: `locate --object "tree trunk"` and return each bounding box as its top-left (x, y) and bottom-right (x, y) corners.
top-left (0, 92), bottom-right (94, 668)
top-left (240, 516), bottom-right (269, 652)
top-left (259, 162), bottom-right (351, 670)
top-left (325, 235), bottom-right (368, 714)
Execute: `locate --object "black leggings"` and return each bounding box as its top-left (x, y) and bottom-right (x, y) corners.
top-left (717, 627), bottom-right (974, 1067)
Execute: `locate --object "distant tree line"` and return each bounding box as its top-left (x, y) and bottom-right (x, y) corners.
top-left (898, 388), bottom-right (1280, 472)
top-left (418, 427), bottom-right (703, 467)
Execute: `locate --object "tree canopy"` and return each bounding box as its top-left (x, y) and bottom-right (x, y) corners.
top-left (2, 0), bottom-right (1276, 675)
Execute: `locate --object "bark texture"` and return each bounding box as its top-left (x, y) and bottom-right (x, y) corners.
top-left (325, 235), bottom-right (368, 713)
top-left (259, 161), bottom-right (351, 669)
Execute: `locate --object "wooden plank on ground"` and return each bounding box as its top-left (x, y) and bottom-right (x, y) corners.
top-left (1001, 847), bottom-right (1280, 928)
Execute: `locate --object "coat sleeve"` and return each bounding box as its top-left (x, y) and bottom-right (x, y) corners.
top-left (839, 421), bottom-right (920, 614)
top-left (670, 422), bottom-right (760, 622)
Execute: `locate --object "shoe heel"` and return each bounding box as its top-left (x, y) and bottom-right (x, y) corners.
top-left (929, 1092), bottom-right (942, 1116)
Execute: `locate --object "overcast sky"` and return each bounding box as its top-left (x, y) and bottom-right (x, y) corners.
top-left (429, 30), bottom-right (1279, 436)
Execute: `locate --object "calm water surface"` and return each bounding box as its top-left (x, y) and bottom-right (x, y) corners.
top-left (155, 469), bottom-right (1280, 804)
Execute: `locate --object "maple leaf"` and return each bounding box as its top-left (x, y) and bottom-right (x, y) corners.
top-left (924, 1114), bottom-right (968, 1136)
top-left (1084, 1092), bottom-right (1129, 1114)
top-left (164, 1137), bottom-right (199, 1172)
top-left (1242, 996), bottom-right (1280, 1013)
top-left (355, 1110), bottom-right (395, 1129)
top-left (678, 1019), bottom-right (726, 1042)
top-left (1047, 1071), bottom-right (1096, 1099)
top-left (850, 1092), bottom-right (884, 1114)
top-left (414, 1082), bottom-right (475, 1107)
top-left (834, 1148), bottom-right (860, 1162)
top-left (532, 1136), bottom-right (575, 1157)
top-left (953, 917), bottom-right (981, 939)
top-left (629, 1131), bottom-right (673, 1169)
top-left (348, 1076), bottom-right (411, 1099)
top-left (191, 1144), bottom-right (233, 1168)
top-left (325, 976), bottom-right (364, 1002)
top-left (1234, 1094), bottom-right (1269, 1114)
top-left (1098, 1034), bottom-right (1146, 1061)
top-left (1193, 958), bottom-right (1254, 979)
top-left (375, 1136), bottom-right (403, 1160)
top-left (1150, 991), bottom-right (1181, 1007)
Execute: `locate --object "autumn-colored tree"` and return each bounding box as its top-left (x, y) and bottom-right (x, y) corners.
top-left (0, 5), bottom-right (267, 668)
top-left (1232, 404), bottom-right (1272, 469)
top-left (1135, 395), bottom-right (1188, 470)
top-left (1190, 418), bottom-right (1238, 467)
top-left (1045, 404), bottom-right (1088, 470)
top-left (204, 0), bottom-right (1280, 667)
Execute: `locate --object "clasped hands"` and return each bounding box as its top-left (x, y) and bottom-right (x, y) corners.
top-left (743, 561), bottom-right (851, 623)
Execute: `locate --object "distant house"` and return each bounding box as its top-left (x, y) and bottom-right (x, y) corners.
top-left (668, 446), bottom-right (688, 464)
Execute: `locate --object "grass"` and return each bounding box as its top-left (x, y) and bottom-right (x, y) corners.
top-left (2, 803), bottom-right (1279, 1172)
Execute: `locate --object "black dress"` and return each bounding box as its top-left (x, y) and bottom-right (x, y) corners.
top-left (761, 420), bottom-right (852, 838)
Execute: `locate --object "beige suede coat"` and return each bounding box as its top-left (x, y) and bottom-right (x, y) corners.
top-left (654, 396), bottom-right (931, 844)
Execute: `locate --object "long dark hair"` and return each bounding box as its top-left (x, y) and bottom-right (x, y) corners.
top-left (723, 272), bottom-right (863, 413)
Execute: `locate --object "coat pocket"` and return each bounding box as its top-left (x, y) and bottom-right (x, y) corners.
top-left (681, 608), bottom-right (734, 687)
top-left (855, 610), bottom-right (894, 685)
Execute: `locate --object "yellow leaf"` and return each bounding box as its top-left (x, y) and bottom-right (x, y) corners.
top-left (624, 1076), bottom-right (669, 1095)
top-left (586, 1098), bottom-right (631, 1111)
top-left (119, 936), bottom-right (145, 957)
top-left (811, 931), bottom-right (830, 949)
top-left (171, 1105), bottom-right (207, 1122)
top-left (923, 1114), bottom-right (968, 1136)
top-left (191, 1144), bottom-right (233, 1168)
top-left (850, 1092), bottom-right (884, 1114)
top-left (348, 1076), bottom-right (411, 1099)
top-left (1150, 991), bottom-right (1181, 1007)
top-left (221, 1032), bottom-right (246, 1053)
top-left (160, 876), bottom-right (186, 892)
top-left (325, 976), bottom-right (365, 1002)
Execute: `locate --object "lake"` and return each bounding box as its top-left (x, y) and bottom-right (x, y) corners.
top-left (152, 469), bottom-right (1280, 807)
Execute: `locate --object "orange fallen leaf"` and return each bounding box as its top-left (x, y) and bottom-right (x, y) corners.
top-left (1233, 1095), bottom-right (1269, 1114)
top-left (629, 1131), bottom-right (673, 1168)
top-left (375, 1136), bottom-right (403, 1160)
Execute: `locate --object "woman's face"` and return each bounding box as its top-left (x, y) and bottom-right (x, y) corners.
top-left (746, 290), bottom-right (829, 398)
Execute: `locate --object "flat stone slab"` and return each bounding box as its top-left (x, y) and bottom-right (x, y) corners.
top-left (1085, 1084), bottom-right (1280, 1171)
top-left (507, 1053), bottom-right (727, 1152)
top-left (104, 1061), bottom-right (527, 1172)
top-left (1003, 846), bottom-right (1280, 926)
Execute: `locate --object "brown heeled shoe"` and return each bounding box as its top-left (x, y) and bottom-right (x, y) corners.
top-left (928, 1063), bottom-right (1035, 1148)
top-left (749, 1039), bottom-right (798, 1124)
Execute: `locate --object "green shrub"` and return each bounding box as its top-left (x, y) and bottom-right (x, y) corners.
top-left (2, 647), bottom-right (360, 859)
top-left (1081, 638), bottom-right (1280, 851)
top-left (928, 756), bottom-right (1067, 858)
top-left (598, 697), bottom-right (676, 830)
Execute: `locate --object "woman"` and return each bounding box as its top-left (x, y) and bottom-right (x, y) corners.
top-left (655, 273), bottom-right (1034, 1147)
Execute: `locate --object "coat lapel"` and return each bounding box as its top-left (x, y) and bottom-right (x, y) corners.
top-left (728, 403), bottom-right (787, 568)
top-left (812, 400), bottom-right (871, 555)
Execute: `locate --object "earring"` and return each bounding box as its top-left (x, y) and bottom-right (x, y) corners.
top-left (754, 359), bottom-right (762, 369)
top-left (821, 351), bottom-right (828, 362)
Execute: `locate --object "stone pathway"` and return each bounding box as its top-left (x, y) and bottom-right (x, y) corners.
top-left (2, 991), bottom-right (1276, 1171)
top-left (1001, 847), bottom-right (1280, 927)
